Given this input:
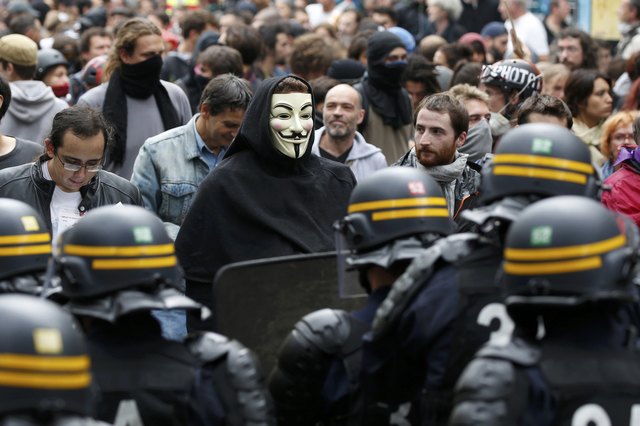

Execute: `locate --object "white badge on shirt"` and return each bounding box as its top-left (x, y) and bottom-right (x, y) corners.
top-left (56, 207), bottom-right (81, 238)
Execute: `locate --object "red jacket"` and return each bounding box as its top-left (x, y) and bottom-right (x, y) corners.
top-left (602, 162), bottom-right (640, 226)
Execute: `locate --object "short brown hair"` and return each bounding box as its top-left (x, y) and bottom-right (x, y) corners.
top-left (200, 74), bottom-right (252, 115)
top-left (197, 45), bottom-right (243, 78)
top-left (80, 27), bottom-right (112, 54)
top-left (180, 10), bottom-right (215, 40)
top-left (273, 76), bottom-right (310, 94)
top-left (224, 25), bottom-right (263, 66)
top-left (515, 94), bottom-right (573, 129)
top-left (448, 83), bottom-right (489, 105)
top-left (416, 93), bottom-right (469, 139)
top-left (289, 33), bottom-right (339, 80)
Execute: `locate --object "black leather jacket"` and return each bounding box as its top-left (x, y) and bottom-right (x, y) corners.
top-left (0, 160), bottom-right (142, 230)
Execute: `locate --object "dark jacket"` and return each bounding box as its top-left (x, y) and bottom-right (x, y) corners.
top-left (0, 159), bottom-right (142, 230)
top-left (88, 315), bottom-right (202, 426)
top-left (176, 74), bottom-right (203, 115)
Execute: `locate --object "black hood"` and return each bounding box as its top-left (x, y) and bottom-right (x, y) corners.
top-left (225, 75), bottom-right (316, 170)
top-left (367, 31), bottom-right (406, 90)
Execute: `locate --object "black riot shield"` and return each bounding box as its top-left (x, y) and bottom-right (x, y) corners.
top-left (213, 251), bottom-right (366, 373)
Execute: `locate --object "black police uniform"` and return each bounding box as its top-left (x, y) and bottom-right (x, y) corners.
top-left (359, 124), bottom-right (604, 425)
top-left (88, 314), bottom-right (272, 426)
top-left (359, 233), bottom-right (509, 425)
top-left (451, 196), bottom-right (640, 426)
top-left (269, 287), bottom-right (396, 425)
top-left (450, 310), bottom-right (640, 425)
top-left (87, 315), bottom-right (212, 426)
top-left (269, 167), bottom-right (455, 426)
top-left (55, 205), bottom-right (275, 426)
top-left (0, 416), bottom-right (111, 425)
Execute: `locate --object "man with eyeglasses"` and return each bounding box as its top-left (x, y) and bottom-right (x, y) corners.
top-left (556, 27), bottom-right (599, 70)
top-left (0, 106), bottom-right (141, 241)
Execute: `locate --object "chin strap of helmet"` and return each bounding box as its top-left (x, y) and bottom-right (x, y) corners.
top-left (496, 74), bottom-right (543, 117)
top-left (334, 220), bottom-right (348, 298)
top-left (41, 257), bottom-right (56, 299)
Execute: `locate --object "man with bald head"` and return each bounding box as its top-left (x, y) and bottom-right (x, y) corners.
top-left (312, 84), bottom-right (388, 180)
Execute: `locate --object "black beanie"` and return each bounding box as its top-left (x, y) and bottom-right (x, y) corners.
top-left (366, 31), bottom-right (405, 65)
top-left (328, 59), bottom-right (366, 84)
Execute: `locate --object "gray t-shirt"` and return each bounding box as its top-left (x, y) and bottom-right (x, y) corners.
top-left (0, 137), bottom-right (43, 170)
top-left (77, 80), bottom-right (192, 179)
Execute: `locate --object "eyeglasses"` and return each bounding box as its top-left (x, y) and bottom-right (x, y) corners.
top-left (55, 153), bottom-right (103, 172)
top-left (611, 133), bottom-right (635, 143)
top-left (558, 45), bottom-right (580, 53)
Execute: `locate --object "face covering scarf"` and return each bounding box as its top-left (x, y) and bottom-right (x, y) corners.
top-left (102, 55), bottom-right (180, 167)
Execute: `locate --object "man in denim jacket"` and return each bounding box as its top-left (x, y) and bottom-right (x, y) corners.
top-left (131, 74), bottom-right (252, 239)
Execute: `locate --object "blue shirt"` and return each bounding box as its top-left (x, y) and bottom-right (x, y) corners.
top-left (194, 119), bottom-right (226, 171)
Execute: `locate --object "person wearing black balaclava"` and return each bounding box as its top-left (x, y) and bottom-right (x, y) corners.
top-left (175, 31), bottom-right (223, 114)
top-left (354, 31), bottom-right (413, 164)
top-left (175, 75), bottom-right (357, 332)
top-left (77, 18), bottom-right (192, 179)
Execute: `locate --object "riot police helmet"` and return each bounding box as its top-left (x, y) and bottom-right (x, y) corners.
top-left (479, 123), bottom-right (600, 205)
top-left (0, 198), bottom-right (51, 281)
top-left (55, 205), bottom-right (203, 321)
top-left (336, 167), bottom-right (453, 269)
top-left (0, 294), bottom-right (93, 417)
top-left (502, 196), bottom-right (639, 312)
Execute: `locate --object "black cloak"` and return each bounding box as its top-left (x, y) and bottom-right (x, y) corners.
top-left (175, 75), bottom-right (356, 330)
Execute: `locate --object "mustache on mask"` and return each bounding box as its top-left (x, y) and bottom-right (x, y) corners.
top-left (284, 130), bottom-right (307, 140)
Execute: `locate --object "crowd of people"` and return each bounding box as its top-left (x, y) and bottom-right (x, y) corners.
top-left (1, 0), bottom-right (640, 424)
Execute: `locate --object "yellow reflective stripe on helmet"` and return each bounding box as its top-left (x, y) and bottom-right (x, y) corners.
top-left (504, 256), bottom-right (602, 275)
top-left (0, 370), bottom-right (91, 389)
top-left (372, 208), bottom-right (449, 221)
top-left (493, 154), bottom-right (594, 174)
top-left (348, 197), bottom-right (447, 213)
top-left (63, 243), bottom-right (174, 257)
top-left (493, 166), bottom-right (587, 185)
top-left (0, 233), bottom-right (50, 245)
top-left (92, 255), bottom-right (177, 270)
top-left (505, 235), bottom-right (626, 261)
top-left (0, 354), bottom-right (90, 371)
top-left (0, 244), bottom-right (51, 257)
